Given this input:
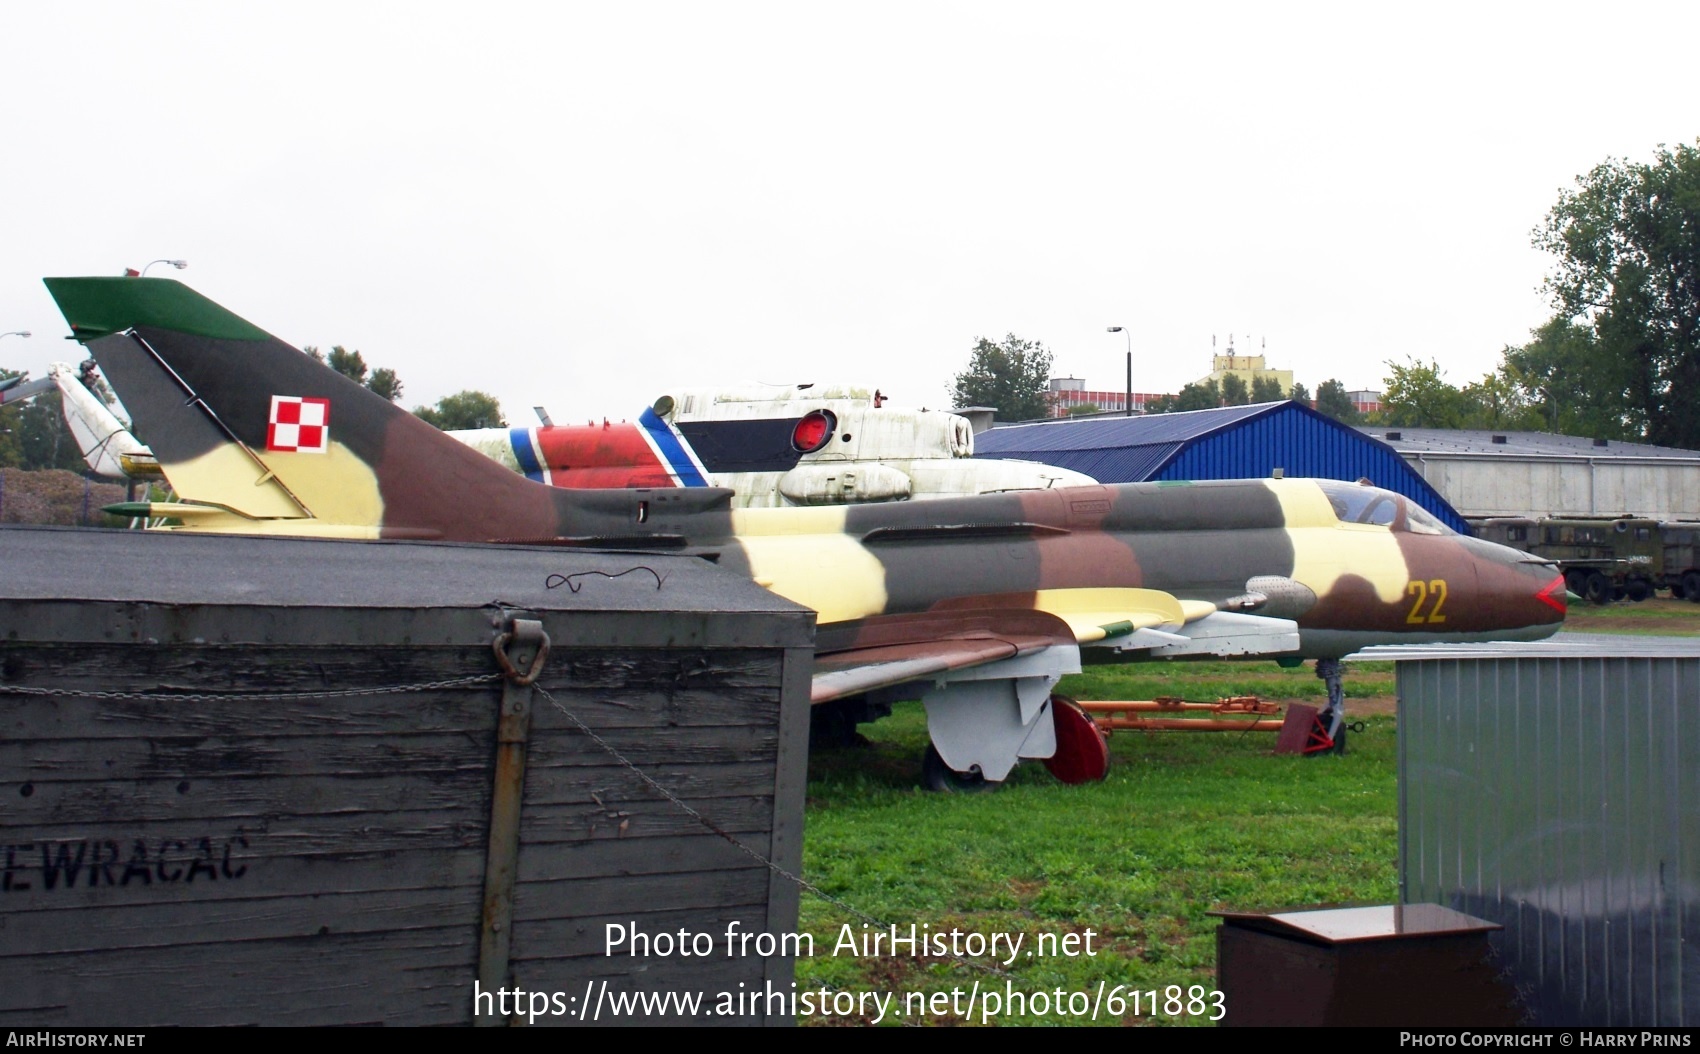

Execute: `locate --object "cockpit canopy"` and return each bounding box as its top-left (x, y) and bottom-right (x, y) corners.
top-left (1315, 480), bottom-right (1453, 535)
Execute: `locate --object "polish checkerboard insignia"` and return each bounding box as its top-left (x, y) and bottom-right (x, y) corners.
top-left (267, 396), bottom-right (330, 453)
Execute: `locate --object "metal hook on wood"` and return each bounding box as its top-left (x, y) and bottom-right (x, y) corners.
top-left (492, 619), bottom-right (550, 687)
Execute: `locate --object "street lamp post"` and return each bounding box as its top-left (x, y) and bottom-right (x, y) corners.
top-left (1106, 326), bottom-right (1131, 416)
top-left (139, 259), bottom-right (188, 277)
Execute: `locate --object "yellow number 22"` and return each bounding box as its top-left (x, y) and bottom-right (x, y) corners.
top-left (1405, 579), bottom-right (1448, 624)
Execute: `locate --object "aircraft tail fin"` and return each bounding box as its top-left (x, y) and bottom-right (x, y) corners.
top-left (48, 276), bottom-right (274, 345)
top-left (41, 277), bottom-right (571, 539)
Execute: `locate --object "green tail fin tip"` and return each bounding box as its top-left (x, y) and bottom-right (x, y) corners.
top-left (43, 277), bottom-right (273, 343)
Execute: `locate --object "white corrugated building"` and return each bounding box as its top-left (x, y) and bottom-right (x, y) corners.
top-left (1362, 427), bottom-right (1700, 520)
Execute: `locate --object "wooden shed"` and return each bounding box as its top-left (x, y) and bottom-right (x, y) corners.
top-left (0, 526), bottom-right (815, 1026)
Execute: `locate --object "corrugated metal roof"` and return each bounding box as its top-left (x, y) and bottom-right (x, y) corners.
top-left (1363, 427), bottom-right (1700, 460)
top-left (974, 401), bottom-right (1472, 533)
top-left (979, 402), bottom-right (1280, 452)
top-left (1024, 443), bottom-right (1182, 483)
top-left (1351, 631), bottom-right (1700, 661)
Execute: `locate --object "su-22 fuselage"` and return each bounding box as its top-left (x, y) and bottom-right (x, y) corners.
top-left (43, 277), bottom-right (1566, 786)
top-left (496, 477), bottom-right (1564, 656)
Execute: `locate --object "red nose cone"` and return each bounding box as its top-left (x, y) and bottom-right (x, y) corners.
top-left (1535, 573), bottom-right (1567, 614)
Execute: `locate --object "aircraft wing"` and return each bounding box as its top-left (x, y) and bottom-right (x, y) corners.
top-left (810, 588), bottom-right (1301, 703)
top-left (811, 610), bottom-right (1078, 703)
top-left (0, 376), bottom-right (55, 407)
top-left (929, 585), bottom-right (1299, 655)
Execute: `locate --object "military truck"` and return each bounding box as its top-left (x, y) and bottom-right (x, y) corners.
top-left (1472, 515), bottom-right (1700, 604)
top-left (1660, 522), bottom-right (1700, 601)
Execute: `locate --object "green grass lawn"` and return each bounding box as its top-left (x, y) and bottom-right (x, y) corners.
top-left (794, 661), bottom-right (1399, 1026)
top-left (791, 598), bottom-right (1700, 1025)
top-left (1560, 595), bottom-right (1700, 633)
top-left (787, 591), bottom-right (1700, 1024)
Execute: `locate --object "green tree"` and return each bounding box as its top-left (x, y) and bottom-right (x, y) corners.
top-left (1288, 381), bottom-right (1311, 405)
top-left (366, 367), bottom-right (404, 403)
top-left (1535, 140), bottom-right (1700, 447)
top-left (326, 346), bottom-right (369, 384)
top-left (0, 370), bottom-right (88, 472)
top-left (1220, 374), bottom-right (1250, 406)
top-left (1313, 379), bottom-right (1361, 424)
top-left (414, 390), bottom-right (506, 430)
top-left (1502, 319), bottom-right (1637, 438)
top-left (1251, 376), bottom-right (1285, 403)
top-left (1144, 393), bottom-right (1178, 414)
top-left (1378, 360), bottom-right (1467, 428)
top-left (1171, 379), bottom-right (1222, 412)
top-left (951, 334), bottom-right (1055, 422)
top-left (306, 345), bottom-right (405, 403)
top-left (1459, 368), bottom-right (1542, 431)
top-left (1063, 402), bottom-right (1100, 416)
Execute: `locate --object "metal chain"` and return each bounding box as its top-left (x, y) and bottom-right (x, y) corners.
top-left (0, 673), bottom-right (502, 704)
top-left (534, 683), bottom-right (1012, 982)
top-left (4, 658), bottom-right (1008, 988)
top-left (533, 684), bottom-right (877, 924)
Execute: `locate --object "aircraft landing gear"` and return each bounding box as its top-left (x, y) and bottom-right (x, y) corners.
top-left (920, 694), bottom-right (1111, 789)
top-left (1313, 657), bottom-right (1347, 755)
top-left (921, 744), bottom-right (997, 793)
top-left (1043, 695), bottom-right (1110, 784)
top-left (916, 647), bottom-right (1073, 792)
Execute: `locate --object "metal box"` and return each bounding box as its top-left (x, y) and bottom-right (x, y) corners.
top-left (1213, 903), bottom-right (1518, 1026)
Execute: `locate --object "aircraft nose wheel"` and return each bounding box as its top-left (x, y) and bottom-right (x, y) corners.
top-left (921, 744), bottom-right (997, 793)
top-left (1312, 657), bottom-right (1349, 755)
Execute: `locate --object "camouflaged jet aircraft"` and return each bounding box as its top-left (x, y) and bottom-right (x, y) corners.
top-left (44, 277), bottom-right (1568, 788)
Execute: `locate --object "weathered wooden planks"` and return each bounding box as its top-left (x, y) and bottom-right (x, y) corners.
top-left (0, 528), bottom-right (814, 1026)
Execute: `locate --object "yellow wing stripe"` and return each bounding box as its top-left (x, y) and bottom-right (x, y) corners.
top-left (1029, 588), bottom-right (1212, 644)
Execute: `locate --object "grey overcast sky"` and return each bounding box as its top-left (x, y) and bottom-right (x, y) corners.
top-left (3, 1), bottom-right (1697, 425)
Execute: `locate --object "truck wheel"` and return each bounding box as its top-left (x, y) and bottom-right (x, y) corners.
top-left (1584, 571), bottom-right (1613, 605)
top-left (1684, 571), bottom-right (1700, 603)
top-left (1626, 578), bottom-right (1653, 602)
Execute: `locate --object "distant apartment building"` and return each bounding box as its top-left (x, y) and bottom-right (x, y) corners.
top-left (1190, 342), bottom-right (1294, 396)
top-left (1047, 376), bottom-right (1166, 417)
top-left (1047, 337), bottom-right (1376, 418)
